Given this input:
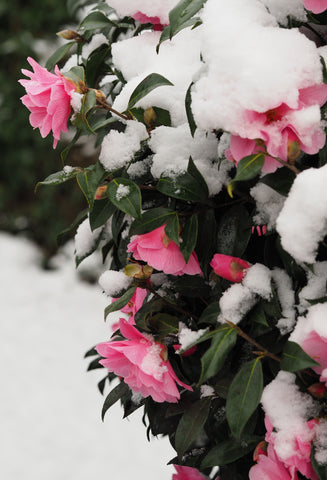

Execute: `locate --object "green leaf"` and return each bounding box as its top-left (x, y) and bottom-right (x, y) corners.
top-left (201, 435), bottom-right (262, 468)
top-left (173, 276), bottom-right (210, 297)
top-left (311, 445), bottom-right (327, 480)
top-left (165, 214), bottom-right (180, 246)
top-left (226, 358), bottom-right (263, 439)
top-left (321, 56), bottom-right (327, 85)
top-left (199, 302), bottom-right (220, 325)
top-left (260, 167), bottom-right (296, 196)
top-left (147, 313), bottom-right (179, 340)
top-left (216, 204), bottom-right (252, 257)
top-left (80, 11), bottom-right (119, 30)
top-left (57, 209), bottom-right (88, 246)
top-left (180, 214), bottom-right (198, 263)
top-left (75, 225), bottom-right (103, 267)
top-left (127, 73), bottom-right (174, 110)
top-left (104, 286), bottom-right (137, 319)
top-left (101, 382), bottom-right (130, 421)
top-left (185, 82), bottom-right (196, 137)
top-left (175, 398), bottom-right (211, 460)
top-left (73, 90), bottom-right (97, 134)
top-left (35, 167), bottom-right (79, 191)
top-left (168, 0), bottom-right (207, 40)
top-left (281, 341), bottom-right (320, 372)
top-left (63, 65), bottom-right (85, 84)
top-left (67, 0), bottom-right (93, 15)
top-left (89, 198), bottom-right (116, 231)
top-left (187, 157), bottom-right (209, 198)
top-left (198, 326), bottom-right (237, 384)
top-left (130, 208), bottom-right (176, 235)
top-left (45, 41), bottom-right (75, 71)
top-left (77, 162), bottom-right (106, 208)
top-left (107, 178), bottom-right (142, 219)
top-left (228, 153), bottom-right (265, 197)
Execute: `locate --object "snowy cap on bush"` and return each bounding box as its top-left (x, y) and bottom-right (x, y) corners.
top-left (106, 0), bottom-right (178, 24)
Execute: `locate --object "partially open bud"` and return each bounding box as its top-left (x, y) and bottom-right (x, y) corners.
top-left (144, 107), bottom-right (156, 130)
top-left (308, 382), bottom-right (326, 398)
top-left (287, 139), bottom-right (301, 164)
top-left (57, 29), bottom-right (83, 41)
top-left (94, 184), bottom-right (108, 200)
top-left (210, 253), bottom-right (250, 282)
top-left (124, 263), bottom-right (153, 279)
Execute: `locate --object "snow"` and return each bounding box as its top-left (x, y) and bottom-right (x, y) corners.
top-left (98, 269), bottom-right (132, 296)
top-left (105, 0), bottom-right (179, 24)
top-left (74, 217), bottom-right (102, 259)
top-left (314, 419), bottom-right (327, 465)
top-left (290, 303), bottom-right (327, 344)
top-left (99, 121), bottom-right (148, 172)
top-left (178, 323), bottom-right (207, 351)
top-left (272, 268), bottom-right (296, 334)
top-left (242, 263), bottom-right (272, 300)
top-left (299, 261), bottom-right (327, 311)
top-left (251, 183), bottom-right (285, 230)
top-left (261, 0), bottom-right (307, 25)
top-left (0, 232), bottom-right (174, 480)
top-left (70, 92), bottom-right (84, 114)
top-left (200, 385), bottom-right (215, 398)
top-left (218, 284), bottom-right (257, 325)
top-left (82, 33), bottom-right (109, 60)
top-left (261, 371), bottom-right (319, 463)
top-left (116, 184), bottom-right (130, 201)
top-left (276, 165), bottom-right (327, 264)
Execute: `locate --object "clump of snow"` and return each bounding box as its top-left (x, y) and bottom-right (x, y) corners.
top-left (141, 343), bottom-right (168, 380)
top-left (290, 303), bottom-right (327, 345)
top-left (277, 165), bottom-right (327, 264)
top-left (314, 419), bottom-right (327, 465)
top-left (105, 0), bottom-right (179, 24)
top-left (149, 124), bottom-right (231, 196)
top-left (261, 0), bottom-right (307, 25)
top-left (299, 262), bottom-right (327, 312)
top-left (98, 270), bottom-right (132, 296)
top-left (70, 91), bottom-right (84, 114)
top-left (127, 157), bottom-right (152, 179)
top-left (192, 0), bottom-right (323, 134)
top-left (61, 53), bottom-right (78, 73)
top-left (178, 323), bottom-right (207, 351)
top-left (271, 268), bottom-right (296, 334)
top-left (243, 263), bottom-right (272, 300)
top-left (75, 217), bottom-right (103, 259)
top-left (251, 183), bottom-right (285, 230)
top-left (218, 284), bottom-right (257, 325)
top-left (82, 33), bottom-right (109, 59)
top-left (99, 121), bottom-right (148, 172)
top-left (261, 371), bottom-right (319, 463)
top-left (200, 385), bottom-right (215, 398)
top-left (116, 184), bottom-right (130, 201)
top-left (63, 165), bottom-right (75, 174)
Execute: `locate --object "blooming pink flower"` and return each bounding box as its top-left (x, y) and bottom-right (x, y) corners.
top-left (210, 254), bottom-right (250, 282)
top-left (96, 318), bottom-right (193, 403)
top-left (303, 0), bottom-right (327, 13)
top-left (302, 330), bottom-right (327, 385)
top-left (226, 84), bottom-right (327, 173)
top-left (19, 57), bottom-right (76, 148)
top-left (133, 11), bottom-right (165, 30)
top-left (127, 225), bottom-right (202, 276)
top-left (111, 287), bottom-right (147, 325)
top-left (172, 465), bottom-right (207, 480)
top-left (249, 443), bottom-right (298, 480)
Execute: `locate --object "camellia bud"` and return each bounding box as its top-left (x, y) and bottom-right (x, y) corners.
top-left (144, 107), bottom-right (157, 130)
top-left (210, 253), bottom-right (250, 282)
top-left (124, 263), bottom-right (153, 279)
top-left (308, 382), bottom-right (326, 398)
top-left (57, 29), bottom-right (82, 41)
top-left (94, 184), bottom-right (108, 200)
top-left (253, 441), bottom-right (268, 462)
top-left (287, 139), bottom-right (301, 163)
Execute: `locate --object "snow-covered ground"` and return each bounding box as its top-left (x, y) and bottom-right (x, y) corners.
top-left (1, 232), bottom-right (174, 480)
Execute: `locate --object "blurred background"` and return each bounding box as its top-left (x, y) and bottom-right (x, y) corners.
top-left (0, 2), bottom-right (175, 478)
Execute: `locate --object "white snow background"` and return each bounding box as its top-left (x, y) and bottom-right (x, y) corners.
top-left (0, 232), bottom-right (174, 479)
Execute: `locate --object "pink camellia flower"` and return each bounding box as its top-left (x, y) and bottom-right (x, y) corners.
top-left (96, 318), bottom-right (193, 403)
top-left (210, 254), bottom-right (250, 282)
top-left (133, 11), bottom-right (166, 30)
top-left (302, 330), bottom-right (327, 385)
top-left (226, 84), bottom-right (327, 173)
top-left (127, 225), bottom-right (202, 276)
top-left (111, 287), bottom-right (147, 325)
top-left (249, 443), bottom-right (298, 480)
top-left (303, 0), bottom-right (327, 13)
top-left (19, 57), bottom-right (76, 148)
top-left (172, 465), bottom-right (207, 480)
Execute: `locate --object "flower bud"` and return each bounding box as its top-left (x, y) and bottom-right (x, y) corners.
top-left (210, 253), bottom-right (250, 282)
top-left (287, 139), bottom-right (301, 163)
top-left (253, 441), bottom-right (268, 461)
top-left (57, 29), bottom-right (81, 41)
top-left (94, 184), bottom-right (108, 200)
top-left (308, 382), bottom-right (326, 398)
top-left (124, 263), bottom-right (153, 279)
top-left (144, 107), bottom-right (156, 129)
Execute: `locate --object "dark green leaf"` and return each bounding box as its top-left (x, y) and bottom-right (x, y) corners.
top-left (45, 42), bottom-right (75, 71)
top-left (127, 73), bottom-right (174, 110)
top-left (80, 11), bottom-right (119, 30)
top-left (130, 208), bottom-right (176, 235)
top-left (180, 214), bottom-right (198, 263)
top-left (307, 296), bottom-right (327, 305)
top-left (201, 435), bottom-right (262, 468)
top-left (281, 341), bottom-right (321, 372)
top-left (311, 445), bottom-right (327, 480)
top-left (165, 214), bottom-right (180, 246)
top-left (216, 204), bottom-right (252, 257)
top-left (61, 131), bottom-right (82, 163)
top-left (168, 0), bottom-right (207, 40)
top-left (57, 209), bottom-right (88, 246)
top-left (104, 286), bottom-right (137, 319)
top-left (72, 90), bottom-right (97, 134)
top-left (226, 358), bottom-right (263, 438)
top-left (35, 167), bottom-right (79, 191)
top-left (101, 382), bottom-right (130, 421)
top-left (228, 153), bottom-right (265, 197)
top-left (173, 276), bottom-right (210, 296)
top-left (185, 82), bottom-right (196, 137)
top-left (84, 346), bottom-right (98, 358)
top-left (198, 326), bottom-right (237, 384)
top-left (63, 65), bottom-right (85, 84)
top-left (148, 313), bottom-right (179, 339)
top-left (107, 177), bottom-right (142, 219)
top-left (321, 56), bottom-right (327, 84)
top-left (175, 398), bottom-right (211, 460)
top-left (87, 356), bottom-right (103, 371)
top-left (260, 167), bottom-right (296, 196)
top-left (89, 198), bottom-right (116, 231)
top-left (77, 162), bottom-right (106, 208)
top-left (157, 166), bottom-right (208, 203)
top-left (199, 302), bottom-right (220, 325)
top-left (187, 157), bottom-right (209, 198)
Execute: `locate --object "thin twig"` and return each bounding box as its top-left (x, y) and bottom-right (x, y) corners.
top-left (96, 98), bottom-right (131, 121)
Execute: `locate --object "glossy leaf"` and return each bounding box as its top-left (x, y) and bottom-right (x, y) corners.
top-left (101, 382), bottom-right (130, 421)
top-left (216, 204), bottom-right (252, 257)
top-left (201, 435), bottom-right (262, 468)
top-left (175, 398), bottom-right (211, 459)
top-left (281, 341), bottom-right (320, 372)
top-left (168, 0), bottom-right (207, 40)
top-left (180, 214), bottom-right (198, 263)
top-left (77, 162), bottom-right (106, 208)
top-left (185, 82), bottom-right (196, 137)
top-left (198, 325), bottom-right (237, 384)
top-left (89, 198), bottom-right (116, 231)
top-left (228, 153), bottom-right (265, 197)
top-left (260, 167), bottom-right (296, 196)
top-left (226, 358), bottom-right (263, 438)
top-left (104, 286), bottom-right (137, 319)
top-left (199, 302), bottom-right (221, 325)
top-left (165, 214), bottom-right (180, 246)
top-left (107, 177), bottom-right (142, 219)
top-left (45, 41), bottom-right (75, 71)
top-left (35, 168), bottom-right (79, 191)
top-left (130, 208), bottom-right (176, 235)
top-left (63, 65), bottom-right (85, 84)
top-left (127, 73), bottom-right (174, 110)
top-left (80, 11), bottom-right (118, 30)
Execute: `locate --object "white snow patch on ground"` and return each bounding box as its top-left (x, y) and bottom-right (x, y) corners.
top-left (0, 232), bottom-right (174, 480)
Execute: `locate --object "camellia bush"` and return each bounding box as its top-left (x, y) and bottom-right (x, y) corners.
top-left (19, 0), bottom-right (327, 478)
